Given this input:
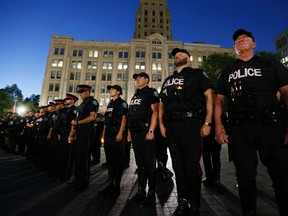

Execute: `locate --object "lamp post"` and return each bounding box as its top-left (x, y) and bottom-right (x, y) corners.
top-left (13, 99), bottom-right (17, 113)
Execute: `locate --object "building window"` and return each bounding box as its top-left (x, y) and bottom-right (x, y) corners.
top-left (141, 62), bottom-right (145, 70)
top-left (73, 50), bottom-right (83, 57)
top-left (102, 73), bottom-right (106, 81)
top-left (107, 73), bottom-right (112, 81)
top-left (68, 84), bottom-right (73, 92)
top-left (198, 56), bottom-right (202, 62)
top-left (49, 83), bottom-right (54, 91)
top-left (152, 63), bottom-right (157, 71)
top-left (52, 59), bottom-right (63, 67)
top-left (103, 51), bottom-right (108, 57)
top-left (123, 74), bottom-right (128, 81)
top-left (141, 52), bottom-right (145, 58)
top-left (91, 73), bottom-right (96, 81)
top-left (102, 62), bottom-right (108, 69)
top-left (157, 52), bottom-right (162, 59)
top-left (70, 72), bottom-right (75, 80)
top-left (108, 62), bottom-right (113, 70)
top-left (157, 74), bottom-right (162, 82)
top-left (86, 72), bottom-right (91, 81)
top-left (91, 85), bottom-right (95, 93)
top-left (117, 73), bottom-right (122, 81)
top-left (54, 48), bottom-right (59, 55)
top-left (135, 62), bottom-right (140, 69)
top-left (152, 52), bottom-right (157, 59)
top-left (168, 53), bottom-right (173, 59)
top-left (152, 74), bottom-right (156, 82)
top-left (57, 71), bottom-right (61, 79)
top-left (75, 72), bottom-right (80, 80)
top-left (71, 61), bottom-right (77, 69)
top-left (60, 48), bottom-right (65, 55)
top-left (118, 62), bottom-right (123, 70)
top-left (51, 71), bottom-right (56, 79)
top-left (100, 85), bottom-right (105, 93)
top-left (136, 51), bottom-right (140, 58)
top-left (168, 63), bottom-right (174, 70)
top-left (119, 52), bottom-right (123, 58)
top-left (89, 50), bottom-right (98, 58)
top-left (109, 51), bottom-right (113, 57)
top-left (77, 61), bottom-right (82, 69)
top-left (55, 83), bottom-right (60, 92)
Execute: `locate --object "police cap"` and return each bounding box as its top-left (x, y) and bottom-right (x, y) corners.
top-left (76, 84), bottom-right (91, 93)
top-left (64, 93), bottom-right (79, 101)
top-left (54, 99), bottom-right (65, 105)
top-left (233, 29), bottom-right (255, 41)
top-left (171, 48), bottom-right (190, 57)
top-left (107, 85), bottom-right (123, 95)
top-left (132, 72), bottom-right (150, 80)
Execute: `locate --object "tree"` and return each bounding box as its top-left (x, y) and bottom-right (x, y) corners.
top-left (201, 52), bottom-right (236, 87)
top-left (255, 50), bottom-right (281, 60)
top-left (0, 84), bottom-right (23, 116)
top-left (23, 94), bottom-right (40, 112)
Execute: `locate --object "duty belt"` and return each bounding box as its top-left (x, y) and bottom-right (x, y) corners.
top-left (229, 110), bottom-right (283, 125)
top-left (164, 110), bottom-right (202, 121)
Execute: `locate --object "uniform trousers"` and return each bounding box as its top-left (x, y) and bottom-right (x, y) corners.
top-left (229, 121), bottom-right (288, 216)
top-left (165, 117), bottom-right (202, 207)
top-left (73, 125), bottom-right (94, 188)
top-left (104, 136), bottom-right (124, 186)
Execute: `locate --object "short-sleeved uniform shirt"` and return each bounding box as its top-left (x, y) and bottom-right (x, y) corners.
top-left (128, 86), bottom-right (159, 122)
top-left (104, 97), bottom-right (128, 132)
top-left (215, 56), bottom-right (288, 115)
top-left (160, 67), bottom-right (212, 113)
top-left (77, 96), bottom-right (99, 123)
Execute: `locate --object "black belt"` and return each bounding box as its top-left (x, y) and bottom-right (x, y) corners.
top-left (165, 111), bottom-right (201, 121)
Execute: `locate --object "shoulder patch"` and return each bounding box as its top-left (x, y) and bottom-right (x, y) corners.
top-left (73, 110), bottom-right (77, 114)
top-left (153, 90), bottom-right (159, 97)
top-left (122, 102), bottom-right (128, 108)
top-left (93, 100), bottom-right (98, 106)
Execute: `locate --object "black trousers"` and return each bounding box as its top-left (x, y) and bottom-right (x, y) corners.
top-left (131, 130), bottom-right (156, 170)
top-left (229, 121), bottom-right (288, 216)
top-left (202, 126), bottom-right (221, 181)
top-left (165, 117), bottom-right (202, 202)
top-left (74, 125), bottom-right (94, 188)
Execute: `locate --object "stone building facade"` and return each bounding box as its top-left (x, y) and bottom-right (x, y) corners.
top-left (40, 0), bottom-right (234, 113)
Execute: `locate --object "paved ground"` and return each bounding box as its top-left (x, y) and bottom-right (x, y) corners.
top-left (0, 145), bottom-right (279, 216)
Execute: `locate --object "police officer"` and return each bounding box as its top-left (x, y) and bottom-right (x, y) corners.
top-left (159, 48), bottom-right (213, 216)
top-left (68, 84), bottom-right (98, 191)
top-left (127, 72), bottom-right (159, 207)
top-left (59, 93), bottom-right (78, 181)
top-left (101, 84), bottom-right (128, 197)
top-left (214, 29), bottom-right (288, 216)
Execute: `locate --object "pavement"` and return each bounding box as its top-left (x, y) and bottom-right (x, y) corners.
top-left (0, 145), bottom-right (279, 216)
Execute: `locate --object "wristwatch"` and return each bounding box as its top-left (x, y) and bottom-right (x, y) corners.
top-left (204, 122), bottom-right (212, 127)
top-left (149, 130), bottom-right (154, 134)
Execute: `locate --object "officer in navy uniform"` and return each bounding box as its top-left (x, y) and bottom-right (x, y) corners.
top-left (68, 84), bottom-right (98, 191)
top-left (91, 113), bottom-right (104, 165)
top-left (215, 29), bottom-right (288, 216)
top-left (101, 84), bottom-right (128, 197)
top-left (47, 99), bottom-right (65, 176)
top-left (159, 48), bottom-right (213, 216)
top-left (127, 72), bottom-right (159, 207)
top-left (59, 93), bottom-right (78, 181)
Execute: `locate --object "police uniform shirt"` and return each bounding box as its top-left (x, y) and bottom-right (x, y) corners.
top-left (104, 97), bottom-right (128, 132)
top-left (128, 86), bottom-right (159, 121)
top-left (215, 56), bottom-right (288, 114)
top-left (160, 67), bottom-right (212, 113)
top-left (77, 96), bottom-right (99, 122)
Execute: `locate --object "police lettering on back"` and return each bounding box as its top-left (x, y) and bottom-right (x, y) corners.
top-left (228, 67), bottom-right (262, 82)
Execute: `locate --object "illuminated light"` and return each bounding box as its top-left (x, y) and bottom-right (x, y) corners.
top-left (18, 106), bottom-right (27, 115)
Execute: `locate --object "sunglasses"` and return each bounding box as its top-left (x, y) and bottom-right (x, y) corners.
top-left (78, 90), bottom-right (86, 93)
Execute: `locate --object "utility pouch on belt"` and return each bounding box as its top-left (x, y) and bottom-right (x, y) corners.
top-left (164, 109), bottom-right (204, 121)
top-left (229, 110), bottom-right (283, 125)
top-left (128, 121), bottom-right (149, 132)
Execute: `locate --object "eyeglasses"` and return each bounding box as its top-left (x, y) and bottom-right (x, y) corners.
top-left (78, 90), bottom-right (86, 93)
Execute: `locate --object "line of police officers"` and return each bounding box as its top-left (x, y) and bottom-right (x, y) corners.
top-left (1, 28), bottom-right (288, 216)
